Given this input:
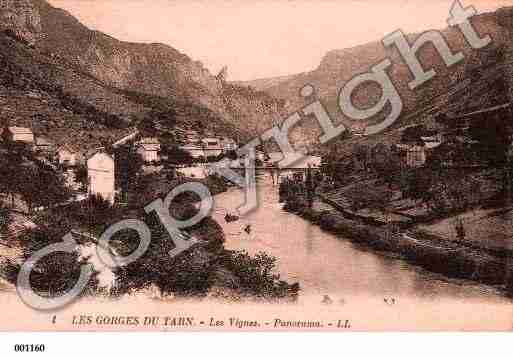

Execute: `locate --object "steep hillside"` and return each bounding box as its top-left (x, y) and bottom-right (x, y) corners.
top-left (3, 0), bottom-right (512, 152)
top-left (0, 30), bottom-right (140, 149)
top-left (249, 8), bottom-right (513, 148)
top-left (0, 0), bottom-right (287, 138)
top-left (0, 29), bottom-right (245, 149)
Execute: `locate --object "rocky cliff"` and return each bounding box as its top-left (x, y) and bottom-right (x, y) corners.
top-left (0, 0), bottom-right (286, 139)
top-left (243, 7), bottom-right (513, 147)
top-left (0, 0), bottom-right (41, 46)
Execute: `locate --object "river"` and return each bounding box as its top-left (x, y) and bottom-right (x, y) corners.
top-left (211, 173), bottom-right (509, 303)
top-left (0, 173), bottom-right (511, 331)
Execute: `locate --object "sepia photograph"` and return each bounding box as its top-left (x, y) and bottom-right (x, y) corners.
top-left (1, 1), bottom-right (513, 346)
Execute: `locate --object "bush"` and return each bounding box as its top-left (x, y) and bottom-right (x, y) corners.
top-left (223, 251), bottom-right (299, 299)
top-left (0, 227), bottom-right (99, 298)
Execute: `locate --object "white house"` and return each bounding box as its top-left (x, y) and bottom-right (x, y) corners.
top-left (57, 144), bottom-right (81, 166)
top-left (137, 137), bottom-right (161, 163)
top-left (87, 151), bottom-right (115, 204)
top-left (1, 126), bottom-right (35, 143)
top-left (34, 136), bottom-right (54, 153)
top-left (350, 123), bottom-right (367, 137)
top-left (201, 138), bottom-right (223, 158)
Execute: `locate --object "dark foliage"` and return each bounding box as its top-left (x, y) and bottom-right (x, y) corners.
top-left (221, 250), bottom-right (299, 299)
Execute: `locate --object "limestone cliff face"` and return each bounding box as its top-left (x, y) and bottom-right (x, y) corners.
top-left (32, 0), bottom-right (227, 112)
top-left (0, 0), bottom-right (41, 45)
top-left (0, 0), bottom-right (285, 138)
top-left (247, 8), bottom-right (513, 146)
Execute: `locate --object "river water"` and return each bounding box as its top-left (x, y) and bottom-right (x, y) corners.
top-left (211, 174), bottom-right (509, 303)
top-left (1, 173), bottom-right (512, 330)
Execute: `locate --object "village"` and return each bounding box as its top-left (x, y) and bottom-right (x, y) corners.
top-left (3, 84), bottom-right (513, 299)
top-left (3, 95), bottom-right (513, 290)
top-left (0, 123), bottom-right (245, 231)
top-left (0, 118), bottom-right (312, 301)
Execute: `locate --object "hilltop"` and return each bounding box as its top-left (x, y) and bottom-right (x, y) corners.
top-left (241, 7), bottom-right (513, 153)
top-left (0, 0), bottom-right (288, 145)
top-left (3, 1), bottom-right (513, 153)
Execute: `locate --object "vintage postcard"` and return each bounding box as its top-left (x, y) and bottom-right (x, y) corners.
top-left (2, 0), bottom-right (513, 336)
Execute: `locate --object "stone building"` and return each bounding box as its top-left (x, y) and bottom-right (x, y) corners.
top-left (137, 137), bottom-right (161, 163)
top-left (1, 126), bottom-right (34, 143)
top-left (57, 144), bottom-right (81, 167)
top-left (87, 151), bottom-right (115, 204)
top-left (201, 137), bottom-right (223, 158)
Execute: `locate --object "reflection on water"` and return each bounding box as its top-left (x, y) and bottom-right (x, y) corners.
top-left (0, 174), bottom-right (511, 330)
top-left (213, 174), bottom-right (509, 303)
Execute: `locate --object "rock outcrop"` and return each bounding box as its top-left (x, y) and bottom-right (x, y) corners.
top-left (0, 0), bottom-right (286, 139)
top-left (0, 0), bottom-right (41, 46)
top-left (242, 7), bottom-right (513, 147)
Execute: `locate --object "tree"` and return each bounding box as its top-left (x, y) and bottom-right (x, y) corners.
top-left (469, 113), bottom-right (512, 166)
top-left (1, 125), bottom-right (12, 143)
top-left (401, 125), bottom-right (425, 143)
top-left (73, 164), bottom-right (88, 191)
top-left (454, 217), bottom-right (466, 241)
top-left (0, 205), bottom-right (10, 238)
top-left (19, 164), bottom-right (72, 212)
top-left (137, 117), bottom-right (158, 137)
top-left (138, 109), bottom-right (177, 136)
top-left (372, 144), bottom-right (401, 187)
top-left (403, 168), bottom-right (435, 202)
top-left (114, 144), bottom-right (144, 202)
top-left (354, 144), bottom-right (370, 172)
top-left (160, 145), bottom-right (193, 166)
top-left (225, 150), bottom-right (238, 161)
top-left (0, 141), bottom-right (40, 207)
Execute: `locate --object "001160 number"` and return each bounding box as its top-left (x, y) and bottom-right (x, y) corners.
top-left (14, 344), bottom-right (45, 352)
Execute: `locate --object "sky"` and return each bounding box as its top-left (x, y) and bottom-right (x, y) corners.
top-left (48, 0), bottom-right (513, 81)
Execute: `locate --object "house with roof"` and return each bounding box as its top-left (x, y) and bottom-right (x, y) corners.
top-left (31, 136), bottom-right (56, 163)
top-left (395, 141), bottom-right (427, 168)
top-left (57, 144), bottom-right (82, 167)
top-left (1, 126), bottom-right (35, 144)
top-left (406, 143), bottom-right (427, 167)
top-left (87, 151), bottom-right (116, 204)
top-left (34, 136), bottom-right (55, 153)
top-left (201, 137), bottom-right (223, 158)
top-left (394, 122), bottom-right (445, 168)
top-left (176, 166), bottom-right (208, 179)
top-left (420, 134), bottom-right (443, 149)
top-left (137, 137), bottom-right (161, 163)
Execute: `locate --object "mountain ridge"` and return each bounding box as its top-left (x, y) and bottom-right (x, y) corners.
top-left (236, 8), bottom-right (513, 151)
top-left (0, 0), bottom-right (287, 142)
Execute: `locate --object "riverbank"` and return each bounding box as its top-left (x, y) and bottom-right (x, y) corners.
top-left (283, 194), bottom-right (513, 295)
top-left (0, 174), bottom-right (300, 302)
